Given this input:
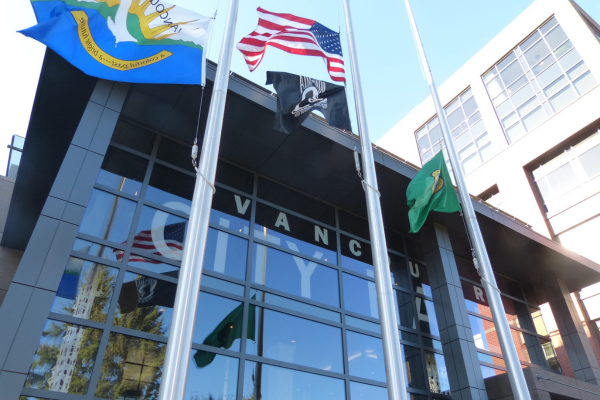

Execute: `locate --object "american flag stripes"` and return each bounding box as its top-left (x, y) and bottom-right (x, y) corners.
top-left (115, 222), bottom-right (186, 264)
top-left (236, 8), bottom-right (346, 83)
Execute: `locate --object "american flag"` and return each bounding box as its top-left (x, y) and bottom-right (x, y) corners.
top-left (236, 8), bottom-right (345, 83)
top-left (115, 222), bottom-right (186, 264)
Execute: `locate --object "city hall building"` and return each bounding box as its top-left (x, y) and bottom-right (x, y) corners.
top-left (3, 13), bottom-right (600, 400)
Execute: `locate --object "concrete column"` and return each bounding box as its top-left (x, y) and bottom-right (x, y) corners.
top-left (420, 222), bottom-right (489, 400)
top-left (543, 278), bottom-right (600, 384)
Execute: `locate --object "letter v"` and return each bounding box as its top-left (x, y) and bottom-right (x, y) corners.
top-left (234, 195), bottom-right (250, 215)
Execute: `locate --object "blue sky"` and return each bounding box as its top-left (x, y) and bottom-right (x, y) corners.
top-left (2, 0), bottom-right (600, 173)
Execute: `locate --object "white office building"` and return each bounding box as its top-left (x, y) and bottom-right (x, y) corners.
top-left (378, 0), bottom-right (600, 372)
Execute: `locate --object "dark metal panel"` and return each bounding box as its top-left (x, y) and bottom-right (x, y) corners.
top-left (89, 79), bottom-right (113, 107)
top-left (61, 202), bottom-right (86, 226)
top-left (120, 88), bottom-right (175, 131)
top-left (71, 102), bottom-right (104, 149)
top-left (421, 223), bottom-right (488, 397)
top-left (68, 151), bottom-right (104, 207)
top-left (258, 150), bottom-right (358, 205)
top-left (0, 370), bottom-right (27, 400)
top-left (40, 196), bottom-right (67, 220)
top-left (48, 145), bottom-right (87, 202)
top-left (219, 131), bottom-right (278, 172)
top-left (3, 287), bottom-right (54, 374)
top-left (12, 216), bottom-right (60, 286)
top-left (88, 108), bottom-right (119, 156)
top-left (0, 283), bottom-right (34, 370)
top-left (1, 50), bottom-right (97, 251)
top-left (36, 221), bottom-right (79, 291)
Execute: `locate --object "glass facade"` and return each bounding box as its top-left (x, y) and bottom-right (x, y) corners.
top-left (483, 17), bottom-right (597, 143)
top-left (532, 132), bottom-right (600, 215)
top-left (23, 120), bottom-right (451, 400)
top-left (6, 134), bottom-right (24, 179)
top-left (415, 89), bottom-right (493, 176)
top-left (455, 257), bottom-right (562, 377)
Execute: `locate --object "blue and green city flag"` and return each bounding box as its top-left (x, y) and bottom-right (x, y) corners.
top-left (20, 0), bottom-right (212, 85)
top-left (406, 150), bottom-right (461, 233)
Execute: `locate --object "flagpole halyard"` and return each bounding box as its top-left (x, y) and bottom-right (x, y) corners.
top-left (402, 1), bottom-right (533, 399)
top-left (342, 2), bottom-right (409, 400)
top-left (157, 0), bottom-right (240, 399)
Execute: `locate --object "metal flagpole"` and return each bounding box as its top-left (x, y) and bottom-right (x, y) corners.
top-left (157, 0), bottom-right (240, 399)
top-left (342, 2), bottom-right (408, 400)
top-left (402, 1), bottom-right (532, 400)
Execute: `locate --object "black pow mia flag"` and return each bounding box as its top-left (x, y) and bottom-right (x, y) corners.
top-left (266, 71), bottom-right (352, 134)
top-left (118, 271), bottom-right (178, 314)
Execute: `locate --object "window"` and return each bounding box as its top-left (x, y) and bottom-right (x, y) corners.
top-left (416, 88), bottom-right (493, 175)
top-left (532, 131), bottom-right (600, 214)
top-left (461, 258), bottom-right (561, 374)
top-left (27, 115), bottom-right (445, 400)
top-left (484, 17), bottom-right (597, 143)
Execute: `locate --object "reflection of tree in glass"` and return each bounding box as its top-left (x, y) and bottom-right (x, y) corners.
top-left (27, 263), bottom-right (114, 393)
top-left (25, 321), bottom-right (101, 395)
top-left (61, 264), bottom-right (116, 322)
top-left (94, 334), bottom-right (166, 400)
top-left (189, 393), bottom-right (236, 400)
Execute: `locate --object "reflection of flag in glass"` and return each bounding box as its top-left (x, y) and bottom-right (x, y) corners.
top-left (114, 222), bottom-right (186, 263)
top-left (194, 302), bottom-right (256, 368)
top-left (118, 275), bottom-right (177, 314)
top-left (56, 257), bottom-right (86, 300)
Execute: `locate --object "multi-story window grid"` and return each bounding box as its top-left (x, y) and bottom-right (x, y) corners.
top-left (415, 88), bottom-right (493, 176)
top-left (483, 16), bottom-right (598, 143)
top-left (454, 258), bottom-right (562, 378)
top-left (532, 131), bottom-right (600, 216)
top-left (21, 119), bottom-right (457, 400)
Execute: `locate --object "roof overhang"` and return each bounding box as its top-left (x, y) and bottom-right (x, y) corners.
top-left (4, 50), bottom-right (600, 303)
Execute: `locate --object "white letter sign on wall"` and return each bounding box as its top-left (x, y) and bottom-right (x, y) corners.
top-left (314, 226), bottom-right (328, 246)
top-left (274, 212), bottom-right (291, 231)
top-left (349, 239), bottom-right (362, 256)
top-left (234, 195), bottom-right (250, 215)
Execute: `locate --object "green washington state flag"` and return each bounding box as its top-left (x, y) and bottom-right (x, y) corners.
top-left (194, 301), bottom-right (256, 368)
top-left (406, 151), bottom-right (461, 233)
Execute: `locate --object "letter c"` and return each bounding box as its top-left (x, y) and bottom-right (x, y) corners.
top-left (349, 240), bottom-right (362, 256)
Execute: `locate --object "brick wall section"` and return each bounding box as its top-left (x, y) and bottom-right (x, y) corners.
top-left (550, 330), bottom-right (576, 378)
top-left (582, 320), bottom-right (600, 366)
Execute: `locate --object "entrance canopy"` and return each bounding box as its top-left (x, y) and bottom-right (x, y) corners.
top-left (4, 50), bottom-right (600, 304)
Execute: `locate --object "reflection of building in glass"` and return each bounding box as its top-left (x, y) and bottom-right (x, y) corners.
top-left (48, 261), bottom-right (105, 393)
top-left (3, 3), bottom-right (600, 399)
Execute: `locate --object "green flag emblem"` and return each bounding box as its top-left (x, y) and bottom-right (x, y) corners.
top-left (406, 151), bottom-right (461, 233)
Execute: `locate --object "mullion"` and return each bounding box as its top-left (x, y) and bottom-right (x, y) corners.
top-left (336, 205), bottom-right (354, 400)
top-left (69, 250), bottom-right (122, 270)
top-left (248, 298), bottom-right (342, 329)
top-left (75, 232), bottom-right (127, 251)
top-left (236, 172), bottom-right (258, 400)
top-left (252, 236), bottom-right (339, 270)
top-left (255, 197), bottom-right (337, 231)
top-left (247, 282), bottom-right (342, 313)
top-left (35, 120), bottom-right (459, 400)
top-left (85, 265), bottom-right (128, 400)
top-left (85, 128), bottom-right (160, 399)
